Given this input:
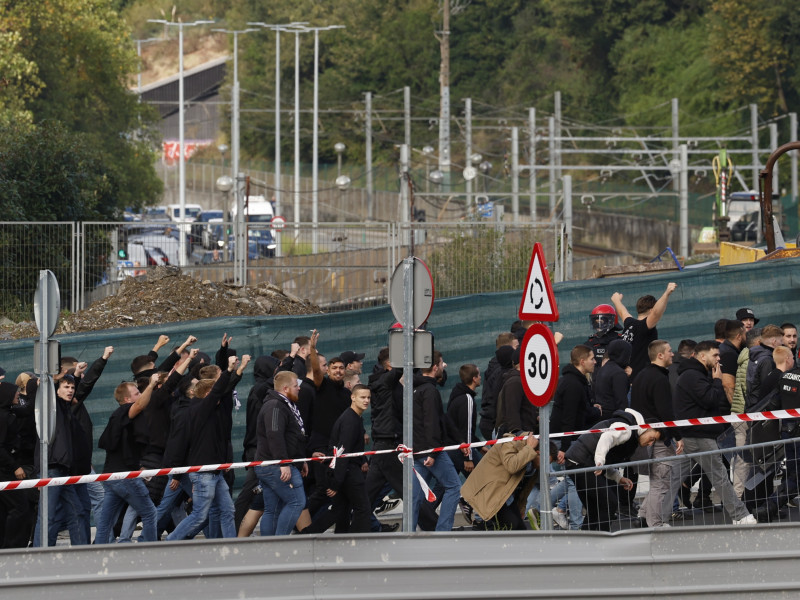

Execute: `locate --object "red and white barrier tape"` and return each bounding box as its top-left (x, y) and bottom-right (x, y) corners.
top-left (2, 408), bottom-right (798, 492)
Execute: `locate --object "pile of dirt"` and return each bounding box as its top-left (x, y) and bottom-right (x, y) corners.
top-left (0, 267), bottom-right (320, 340)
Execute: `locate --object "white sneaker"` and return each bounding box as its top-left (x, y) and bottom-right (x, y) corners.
top-left (552, 507), bottom-right (568, 530)
top-left (733, 514), bottom-right (757, 525)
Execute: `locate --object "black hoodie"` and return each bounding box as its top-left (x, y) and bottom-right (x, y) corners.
top-left (550, 364), bottom-right (599, 454)
top-left (674, 357), bottom-right (728, 438)
top-left (479, 345), bottom-right (515, 433)
top-left (242, 355), bottom-right (279, 460)
top-left (0, 382), bottom-right (20, 476)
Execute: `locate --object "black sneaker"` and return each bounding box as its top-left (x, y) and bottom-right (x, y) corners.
top-left (375, 498), bottom-right (401, 515)
top-left (380, 522), bottom-right (400, 532)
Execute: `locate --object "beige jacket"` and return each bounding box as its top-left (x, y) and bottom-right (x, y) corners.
top-left (460, 437), bottom-right (538, 521)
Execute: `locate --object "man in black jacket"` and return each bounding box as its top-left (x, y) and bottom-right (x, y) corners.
top-left (549, 345), bottom-right (600, 529)
top-left (0, 382), bottom-right (31, 548)
top-left (495, 348), bottom-right (538, 437)
top-left (411, 351), bottom-right (461, 531)
top-left (631, 340), bottom-right (683, 527)
top-left (166, 355), bottom-right (247, 540)
top-left (594, 339), bottom-right (632, 417)
top-left (674, 340), bottom-right (756, 525)
top-left (303, 384), bottom-right (372, 533)
top-left (478, 333), bottom-right (517, 441)
top-left (255, 370), bottom-right (308, 536)
top-left (234, 353), bottom-right (280, 529)
top-left (446, 364), bottom-right (482, 473)
top-left (364, 351), bottom-right (436, 531)
top-left (94, 375), bottom-right (159, 544)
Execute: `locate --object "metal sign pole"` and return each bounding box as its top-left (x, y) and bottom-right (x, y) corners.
top-left (402, 257), bottom-right (415, 532)
top-left (37, 271), bottom-right (50, 547)
top-left (538, 403), bottom-right (551, 530)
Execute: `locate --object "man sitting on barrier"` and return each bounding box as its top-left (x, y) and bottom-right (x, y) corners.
top-left (564, 407), bottom-right (660, 531)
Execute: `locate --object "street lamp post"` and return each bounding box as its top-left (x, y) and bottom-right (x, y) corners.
top-left (247, 22), bottom-right (309, 235)
top-left (308, 26), bottom-right (345, 253)
top-left (147, 19), bottom-right (214, 267)
top-left (212, 27), bottom-right (257, 285)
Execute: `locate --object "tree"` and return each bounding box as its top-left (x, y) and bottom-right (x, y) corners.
top-left (707, 0), bottom-right (791, 115)
top-left (2, 0), bottom-right (162, 213)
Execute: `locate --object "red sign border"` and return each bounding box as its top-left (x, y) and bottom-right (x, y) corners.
top-left (518, 242), bottom-right (559, 322)
top-left (519, 323), bottom-right (560, 407)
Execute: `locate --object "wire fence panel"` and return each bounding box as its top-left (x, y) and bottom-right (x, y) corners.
top-left (75, 220), bottom-right (563, 312)
top-left (0, 222), bottom-right (75, 322)
top-left (404, 222), bottom-right (564, 299)
top-left (543, 434), bottom-right (799, 532)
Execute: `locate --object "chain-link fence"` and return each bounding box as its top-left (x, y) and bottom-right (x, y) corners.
top-left (537, 432), bottom-right (799, 531)
top-left (0, 220), bottom-right (565, 320)
top-left (0, 222), bottom-right (77, 322)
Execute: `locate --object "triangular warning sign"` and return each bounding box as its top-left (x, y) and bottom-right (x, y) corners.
top-left (518, 243), bottom-right (559, 321)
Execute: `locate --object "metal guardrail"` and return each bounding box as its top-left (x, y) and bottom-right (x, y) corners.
top-left (2, 526), bottom-right (799, 599)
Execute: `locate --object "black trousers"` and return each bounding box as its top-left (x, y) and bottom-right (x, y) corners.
top-left (304, 465), bottom-right (372, 534)
top-left (365, 440), bottom-right (438, 530)
top-left (571, 470), bottom-right (618, 532)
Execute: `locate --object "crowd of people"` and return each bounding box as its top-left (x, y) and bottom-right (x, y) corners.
top-left (0, 283), bottom-right (798, 546)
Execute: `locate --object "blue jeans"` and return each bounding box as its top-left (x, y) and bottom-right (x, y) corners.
top-left (32, 467), bottom-right (89, 547)
top-left (156, 475), bottom-right (192, 534)
top-left (256, 465), bottom-right (305, 536)
top-left (166, 472), bottom-right (236, 540)
top-left (412, 452), bottom-right (461, 532)
top-left (550, 463), bottom-right (583, 529)
top-left (94, 479), bottom-right (157, 544)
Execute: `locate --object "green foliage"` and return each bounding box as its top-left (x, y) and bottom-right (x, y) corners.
top-left (0, 0), bottom-right (162, 216)
top-left (425, 228), bottom-right (530, 298)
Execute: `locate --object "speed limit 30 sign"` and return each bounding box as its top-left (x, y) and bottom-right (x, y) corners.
top-left (520, 323), bottom-right (559, 407)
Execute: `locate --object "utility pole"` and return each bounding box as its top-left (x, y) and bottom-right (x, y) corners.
top-left (751, 104), bottom-right (760, 190)
top-left (366, 91), bottom-right (374, 220)
top-left (437, 0), bottom-right (451, 179)
top-left (548, 116), bottom-right (556, 219)
top-left (791, 112), bottom-right (798, 207)
top-left (465, 98), bottom-right (472, 215)
top-left (672, 98), bottom-right (679, 191)
top-left (529, 108), bottom-right (536, 223)
top-left (554, 91), bottom-right (562, 183)
top-left (511, 127), bottom-right (519, 223)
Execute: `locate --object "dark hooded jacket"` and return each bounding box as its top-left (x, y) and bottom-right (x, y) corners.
top-left (0, 382), bottom-right (20, 477)
top-left (495, 367), bottom-right (538, 437)
top-left (479, 345), bottom-right (515, 436)
top-left (594, 339), bottom-right (631, 416)
top-left (413, 372), bottom-right (446, 454)
top-left (368, 367), bottom-right (403, 442)
top-left (242, 355), bottom-right (279, 460)
top-left (550, 364), bottom-right (599, 454)
top-left (674, 357), bottom-right (728, 438)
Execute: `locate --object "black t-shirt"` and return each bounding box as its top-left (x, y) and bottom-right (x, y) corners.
top-left (621, 317), bottom-right (657, 380)
top-left (718, 340), bottom-right (741, 378)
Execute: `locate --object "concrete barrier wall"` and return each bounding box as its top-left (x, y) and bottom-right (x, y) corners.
top-left (573, 210), bottom-right (702, 258)
top-left (1, 526), bottom-right (798, 599)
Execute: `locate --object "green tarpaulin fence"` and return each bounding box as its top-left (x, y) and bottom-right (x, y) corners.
top-left (1, 257), bottom-right (797, 484)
